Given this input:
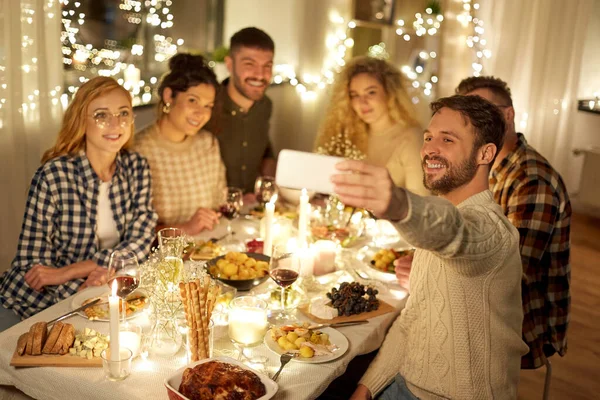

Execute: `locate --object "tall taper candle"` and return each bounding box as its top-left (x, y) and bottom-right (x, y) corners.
top-left (298, 189), bottom-right (310, 248)
top-left (109, 280), bottom-right (121, 373)
top-left (264, 194), bottom-right (277, 257)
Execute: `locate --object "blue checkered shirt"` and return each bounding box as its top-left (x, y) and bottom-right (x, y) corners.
top-left (0, 150), bottom-right (158, 318)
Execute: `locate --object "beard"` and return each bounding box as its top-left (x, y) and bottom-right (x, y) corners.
top-left (422, 151), bottom-right (478, 195)
top-left (231, 64), bottom-right (268, 102)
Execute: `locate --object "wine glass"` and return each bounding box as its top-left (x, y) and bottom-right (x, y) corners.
top-left (219, 187), bottom-right (244, 251)
top-left (269, 245), bottom-right (301, 321)
top-left (228, 296), bottom-right (269, 361)
top-left (108, 250), bottom-right (140, 323)
top-left (254, 176), bottom-right (278, 207)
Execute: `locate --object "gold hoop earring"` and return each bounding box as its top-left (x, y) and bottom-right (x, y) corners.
top-left (162, 102), bottom-right (171, 114)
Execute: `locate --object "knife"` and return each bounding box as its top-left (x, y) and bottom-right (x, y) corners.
top-left (47, 298), bottom-right (101, 325)
top-left (308, 320), bottom-right (369, 329)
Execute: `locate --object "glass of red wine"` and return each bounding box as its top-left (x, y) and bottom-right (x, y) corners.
top-left (219, 187), bottom-right (244, 251)
top-left (269, 245), bottom-right (300, 321)
top-left (108, 250), bottom-right (140, 323)
top-left (254, 176), bottom-right (278, 208)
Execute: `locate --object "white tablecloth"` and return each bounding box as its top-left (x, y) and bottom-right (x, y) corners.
top-left (0, 217), bottom-right (408, 400)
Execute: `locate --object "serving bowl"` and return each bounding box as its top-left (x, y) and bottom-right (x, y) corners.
top-left (164, 356), bottom-right (278, 400)
top-left (277, 187), bottom-right (316, 205)
top-left (205, 252), bottom-right (271, 291)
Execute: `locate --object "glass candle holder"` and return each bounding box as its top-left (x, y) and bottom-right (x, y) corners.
top-left (228, 296), bottom-right (268, 360)
top-left (101, 348), bottom-right (133, 381)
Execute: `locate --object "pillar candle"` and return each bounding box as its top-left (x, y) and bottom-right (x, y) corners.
top-left (313, 240), bottom-right (336, 275)
top-left (264, 195), bottom-right (277, 256)
top-left (109, 280), bottom-right (121, 371)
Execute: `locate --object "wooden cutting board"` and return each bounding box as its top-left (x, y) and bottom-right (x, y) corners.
top-left (298, 299), bottom-right (396, 324)
top-left (10, 350), bottom-right (102, 368)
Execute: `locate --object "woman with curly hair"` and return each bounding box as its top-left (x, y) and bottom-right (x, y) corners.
top-left (134, 53), bottom-right (226, 235)
top-left (315, 56), bottom-right (428, 195)
top-left (0, 77), bottom-right (157, 328)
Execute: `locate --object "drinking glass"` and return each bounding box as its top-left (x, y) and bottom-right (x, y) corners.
top-left (228, 296), bottom-right (269, 360)
top-left (254, 176), bottom-right (278, 207)
top-left (108, 250), bottom-right (140, 323)
top-left (157, 227), bottom-right (185, 285)
top-left (219, 187), bottom-right (244, 251)
top-left (269, 246), bottom-right (300, 321)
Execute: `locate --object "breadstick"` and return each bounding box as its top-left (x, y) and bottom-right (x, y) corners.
top-left (179, 282), bottom-right (196, 360)
top-left (191, 279), bottom-right (207, 360)
top-left (200, 275), bottom-right (211, 357)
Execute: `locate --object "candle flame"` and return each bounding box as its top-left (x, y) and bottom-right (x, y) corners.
top-left (111, 279), bottom-right (118, 297)
top-left (269, 194), bottom-right (278, 204)
top-left (301, 188), bottom-right (307, 196)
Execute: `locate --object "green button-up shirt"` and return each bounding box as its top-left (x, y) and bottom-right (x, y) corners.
top-left (207, 81), bottom-right (274, 193)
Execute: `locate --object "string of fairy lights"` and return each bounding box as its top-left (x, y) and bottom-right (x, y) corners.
top-left (60, 0), bottom-right (182, 105)
top-left (3, 1), bottom-right (491, 112)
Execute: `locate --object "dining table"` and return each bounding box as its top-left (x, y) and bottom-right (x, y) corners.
top-left (0, 213), bottom-right (409, 400)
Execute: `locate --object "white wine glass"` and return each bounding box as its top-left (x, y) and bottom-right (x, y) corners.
top-left (108, 250), bottom-right (140, 323)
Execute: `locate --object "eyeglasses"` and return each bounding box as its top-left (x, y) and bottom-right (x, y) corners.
top-left (89, 110), bottom-right (133, 129)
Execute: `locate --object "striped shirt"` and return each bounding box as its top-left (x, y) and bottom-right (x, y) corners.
top-left (0, 150), bottom-right (158, 319)
top-left (489, 133), bottom-right (571, 368)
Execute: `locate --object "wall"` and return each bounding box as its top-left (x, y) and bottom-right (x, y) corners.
top-left (566, 0), bottom-right (600, 214)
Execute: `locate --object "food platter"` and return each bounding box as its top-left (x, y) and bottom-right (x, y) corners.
top-left (356, 246), bottom-right (415, 282)
top-left (264, 326), bottom-right (348, 364)
top-left (70, 286), bottom-right (148, 322)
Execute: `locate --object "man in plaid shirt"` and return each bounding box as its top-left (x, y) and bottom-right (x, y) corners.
top-left (456, 76), bottom-right (571, 368)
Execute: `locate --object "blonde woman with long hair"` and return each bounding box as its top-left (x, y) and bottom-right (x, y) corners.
top-left (316, 56), bottom-right (428, 195)
top-left (0, 77), bottom-right (157, 329)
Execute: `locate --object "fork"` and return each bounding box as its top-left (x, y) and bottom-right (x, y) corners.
top-left (272, 353), bottom-right (294, 381)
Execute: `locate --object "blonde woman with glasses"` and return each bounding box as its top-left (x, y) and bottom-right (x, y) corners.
top-left (0, 77), bottom-right (157, 329)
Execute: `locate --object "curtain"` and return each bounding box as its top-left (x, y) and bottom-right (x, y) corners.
top-left (479, 0), bottom-right (593, 177)
top-left (0, 0), bottom-right (63, 270)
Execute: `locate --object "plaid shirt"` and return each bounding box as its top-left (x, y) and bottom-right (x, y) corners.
top-left (0, 150), bottom-right (158, 319)
top-left (490, 133), bottom-right (571, 368)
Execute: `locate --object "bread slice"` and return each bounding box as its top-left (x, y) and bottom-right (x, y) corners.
top-left (42, 322), bottom-right (64, 354)
top-left (31, 322), bottom-right (48, 355)
top-left (16, 332), bottom-right (29, 356)
top-left (51, 323), bottom-right (75, 355)
top-left (25, 324), bottom-right (36, 355)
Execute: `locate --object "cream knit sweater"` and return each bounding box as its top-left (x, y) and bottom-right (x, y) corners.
top-left (360, 190), bottom-right (528, 399)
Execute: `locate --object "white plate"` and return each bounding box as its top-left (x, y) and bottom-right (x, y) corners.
top-left (356, 246), bottom-right (414, 283)
top-left (164, 356), bottom-right (278, 400)
top-left (70, 286), bottom-right (146, 322)
top-left (264, 327), bottom-right (348, 364)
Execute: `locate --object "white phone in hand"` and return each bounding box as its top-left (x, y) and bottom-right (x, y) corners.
top-left (275, 150), bottom-right (346, 194)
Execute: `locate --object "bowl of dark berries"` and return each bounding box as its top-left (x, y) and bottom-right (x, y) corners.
top-left (325, 282), bottom-right (380, 317)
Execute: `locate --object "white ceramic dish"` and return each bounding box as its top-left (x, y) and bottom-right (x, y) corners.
top-left (70, 286), bottom-right (147, 322)
top-left (277, 187), bottom-right (316, 205)
top-left (264, 327), bottom-right (348, 364)
top-left (356, 246), bottom-right (414, 283)
top-left (164, 356), bottom-right (278, 400)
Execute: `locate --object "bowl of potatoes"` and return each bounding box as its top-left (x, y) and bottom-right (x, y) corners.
top-left (205, 251), bottom-right (271, 291)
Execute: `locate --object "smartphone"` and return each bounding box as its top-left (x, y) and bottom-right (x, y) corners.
top-left (275, 150), bottom-right (346, 194)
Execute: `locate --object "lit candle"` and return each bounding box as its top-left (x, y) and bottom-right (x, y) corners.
top-left (264, 194), bottom-right (277, 257)
top-left (298, 247), bottom-right (315, 277)
top-left (109, 280), bottom-right (121, 371)
top-left (298, 189), bottom-right (310, 248)
top-left (228, 304), bottom-right (269, 346)
top-left (119, 331), bottom-right (140, 359)
top-left (313, 240), bottom-right (337, 275)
